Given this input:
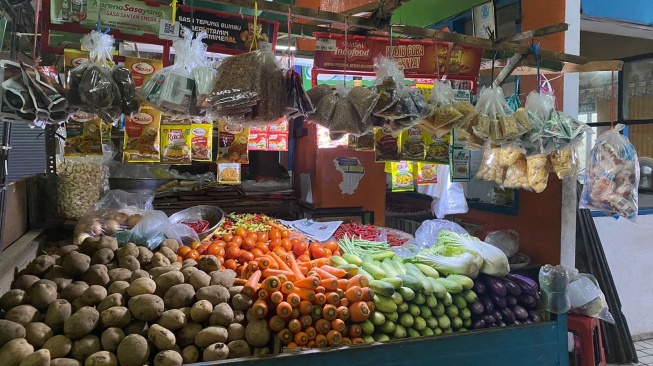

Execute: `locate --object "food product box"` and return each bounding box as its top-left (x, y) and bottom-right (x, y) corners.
top-left (160, 122), bottom-right (192, 165)
top-left (218, 122), bottom-right (249, 163)
top-left (248, 133), bottom-right (268, 151)
top-left (217, 163), bottom-right (241, 184)
top-left (125, 56), bottom-right (163, 90)
top-left (190, 123), bottom-right (213, 161)
top-left (391, 161), bottom-right (415, 192)
top-left (123, 107), bottom-right (161, 163)
top-left (375, 127), bottom-right (400, 162)
top-left (417, 162), bottom-right (438, 185)
top-left (267, 133), bottom-right (288, 151)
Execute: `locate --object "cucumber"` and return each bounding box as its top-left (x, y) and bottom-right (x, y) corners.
top-left (393, 324), bottom-right (407, 339)
top-left (463, 318), bottom-right (472, 328)
top-left (420, 327), bottom-right (435, 337)
top-left (442, 292), bottom-right (453, 307)
top-left (342, 253), bottom-right (363, 266)
top-left (382, 311), bottom-right (399, 322)
top-left (433, 327), bottom-right (443, 335)
top-left (434, 278), bottom-right (463, 294)
top-left (408, 303), bottom-right (421, 317)
top-left (363, 263), bottom-right (386, 280)
top-left (357, 267), bottom-right (375, 281)
top-left (390, 292), bottom-right (404, 305)
top-left (360, 319), bottom-right (375, 335)
top-left (337, 264), bottom-right (359, 276)
top-left (397, 274), bottom-right (423, 292)
top-left (330, 255), bottom-right (348, 267)
top-left (399, 313), bottom-right (414, 328)
top-left (419, 305), bottom-right (432, 318)
top-left (413, 292), bottom-right (426, 305)
top-left (413, 316), bottom-right (427, 331)
top-left (381, 258), bottom-right (399, 277)
top-left (379, 320), bottom-right (396, 334)
top-left (397, 287), bottom-right (415, 301)
top-left (461, 289), bottom-right (478, 304)
top-left (447, 275), bottom-right (474, 290)
top-left (374, 294), bottom-right (398, 313)
top-left (446, 306), bottom-right (459, 318)
top-left (392, 257), bottom-right (408, 274)
top-left (407, 268), bottom-right (433, 295)
top-left (452, 316), bottom-right (463, 329)
top-left (427, 277), bottom-right (447, 299)
top-left (407, 328), bottom-right (421, 338)
top-left (443, 327), bottom-right (453, 334)
top-left (452, 294), bottom-right (467, 309)
top-left (380, 277), bottom-right (403, 290)
top-left (426, 316), bottom-right (438, 329)
top-left (370, 311), bottom-right (386, 326)
top-left (397, 302), bottom-right (409, 313)
top-left (437, 315), bottom-right (451, 329)
top-left (362, 334), bottom-right (375, 343)
top-left (460, 308), bottom-right (471, 320)
top-left (426, 294), bottom-right (438, 308)
top-left (433, 302), bottom-right (445, 317)
top-left (458, 328), bottom-right (467, 332)
top-left (369, 251), bottom-right (395, 261)
top-left (414, 263), bottom-right (440, 279)
top-left (373, 333), bottom-right (391, 342)
top-left (369, 280), bottom-right (395, 297)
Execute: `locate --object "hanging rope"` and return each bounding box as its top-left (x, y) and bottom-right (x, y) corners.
top-left (169, 0), bottom-right (178, 25)
top-left (610, 71), bottom-right (615, 129)
top-left (506, 76), bottom-right (521, 112)
top-left (249, 1), bottom-right (263, 52)
top-left (343, 16), bottom-right (349, 87)
top-left (528, 41), bottom-right (541, 92)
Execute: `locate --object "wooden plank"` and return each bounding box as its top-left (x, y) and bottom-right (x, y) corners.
top-left (480, 60), bottom-right (624, 76)
top-left (0, 229), bottom-right (44, 294)
top-left (497, 23), bottom-right (569, 43)
top-left (493, 53), bottom-right (527, 87)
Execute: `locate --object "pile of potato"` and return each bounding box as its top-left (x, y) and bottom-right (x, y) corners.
top-left (0, 236), bottom-right (271, 366)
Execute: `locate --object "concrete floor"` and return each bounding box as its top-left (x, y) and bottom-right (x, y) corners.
top-left (608, 340), bottom-right (653, 365)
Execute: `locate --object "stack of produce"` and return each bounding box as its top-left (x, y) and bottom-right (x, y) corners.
top-left (469, 274), bottom-right (542, 329)
top-left (0, 237), bottom-right (272, 366)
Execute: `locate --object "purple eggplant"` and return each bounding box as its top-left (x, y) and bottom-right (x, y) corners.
top-left (500, 278), bottom-right (522, 296)
top-left (490, 292), bottom-right (507, 308)
top-left (473, 279), bottom-right (487, 294)
top-left (492, 310), bottom-right (503, 323)
top-left (517, 295), bottom-right (537, 308)
top-left (470, 301), bottom-right (485, 315)
top-left (534, 291), bottom-right (541, 300)
top-left (482, 314), bottom-right (496, 325)
top-left (484, 276), bottom-right (507, 296)
top-left (504, 273), bottom-right (538, 296)
top-left (529, 311), bottom-right (542, 323)
top-left (481, 296), bottom-right (494, 314)
top-left (513, 320), bottom-right (522, 325)
top-left (500, 308), bottom-right (516, 324)
top-left (512, 305), bottom-right (529, 320)
top-left (473, 319), bottom-right (487, 329)
top-left (523, 319), bottom-right (533, 324)
top-left (498, 321), bottom-right (507, 327)
top-left (506, 296), bottom-right (517, 306)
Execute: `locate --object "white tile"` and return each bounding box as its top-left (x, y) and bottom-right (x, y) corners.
top-left (638, 350), bottom-right (651, 358)
top-left (639, 354), bottom-right (653, 365)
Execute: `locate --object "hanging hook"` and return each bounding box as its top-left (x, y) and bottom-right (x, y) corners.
top-left (239, 7), bottom-right (243, 19)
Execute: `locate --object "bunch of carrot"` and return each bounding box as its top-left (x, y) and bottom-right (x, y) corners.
top-left (239, 250), bottom-right (374, 348)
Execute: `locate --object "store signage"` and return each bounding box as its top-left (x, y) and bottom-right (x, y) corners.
top-left (84, 0), bottom-right (172, 36)
top-left (472, 1), bottom-right (496, 39)
top-left (579, 101), bottom-right (597, 113)
top-left (313, 33), bottom-right (483, 77)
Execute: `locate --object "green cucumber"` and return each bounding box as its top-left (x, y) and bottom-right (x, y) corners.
top-left (463, 318), bottom-right (472, 328)
top-left (426, 294), bottom-right (438, 308)
top-left (414, 263), bottom-right (440, 279)
top-left (342, 253), bottom-right (363, 266)
top-left (446, 306), bottom-right (459, 318)
top-left (374, 294), bottom-right (398, 313)
top-left (392, 257), bottom-right (407, 274)
top-left (369, 280), bottom-right (395, 297)
top-left (390, 292), bottom-right (404, 305)
top-left (443, 327), bottom-right (453, 334)
top-left (434, 327), bottom-right (443, 335)
top-left (396, 274), bottom-right (423, 292)
top-left (363, 263), bottom-right (386, 280)
top-left (452, 294), bottom-right (467, 309)
top-left (373, 333), bottom-right (391, 342)
top-left (337, 264), bottom-right (359, 276)
top-left (407, 328), bottom-right (421, 338)
top-left (370, 251), bottom-right (395, 261)
top-left (362, 334), bottom-right (375, 343)
top-left (461, 289), bottom-right (478, 304)
top-left (420, 327), bottom-right (434, 337)
top-left (330, 255), bottom-right (348, 267)
top-left (419, 305), bottom-right (432, 319)
top-left (379, 320), bottom-right (396, 334)
top-left (360, 319), bottom-right (375, 335)
top-left (447, 275), bottom-right (474, 290)
top-left (382, 311), bottom-right (399, 322)
top-left (413, 316), bottom-right (427, 331)
top-left (393, 324), bottom-right (407, 339)
top-left (427, 277), bottom-right (447, 299)
top-left (437, 315), bottom-right (451, 330)
top-left (380, 277), bottom-right (403, 290)
top-left (433, 302), bottom-right (445, 317)
top-left (426, 316), bottom-right (438, 329)
top-left (397, 302), bottom-right (409, 313)
top-left (406, 268), bottom-right (433, 295)
top-left (370, 311), bottom-right (386, 326)
top-left (381, 258), bottom-right (399, 277)
top-left (451, 316), bottom-right (463, 329)
top-left (413, 292), bottom-right (426, 305)
top-left (357, 267), bottom-right (374, 281)
top-left (460, 308), bottom-right (471, 320)
top-left (397, 287), bottom-right (415, 301)
top-left (434, 278), bottom-right (463, 294)
top-left (442, 292), bottom-right (453, 307)
top-left (408, 303), bottom-right (421, 317)
top-left (399, 313), bottom-right (414, 328)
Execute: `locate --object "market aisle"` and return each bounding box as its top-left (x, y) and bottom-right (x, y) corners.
top-left (608, 339), bottom-right (653, 365)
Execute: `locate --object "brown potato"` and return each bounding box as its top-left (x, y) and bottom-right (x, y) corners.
top-left (148, 324), bottom-right (176, 350)
top-left (129, 270), bottom-right (150, 283)
top-left (107, 268), bottom-right (132, 284)
top-left (0, 320), bottom-right (26, 348)
top-left (148, 266), bottom-right (176, 280)
top-left (180, 267), bottom-right (198, 283)
top-left (159, 239), bottom-right (180, 254)
top-left (45, 299), bottom-right (71, 332)
top-left (106, 281), bottom-right (129, 297)
top-left (158, 309), bottom-right (187, 331)
top-left (196, 285), bottom-right (229, 306)
top-left (0, 289), bottom-right (26, 311)
top-left (197, 256), bottom-right (221, 273)
top-left (189, 270), bottom-right (210, 290)
top-left (100, 306), bottom-right (132, 328)
top-left (101, 327), bottom-right (125, 352)
top-left (203, 342), bottom-right (229, 361)
top-left (123, 321), bottom-right (147, 337)
top-left (12, 275), bottom-right (39, 291)
top-left (163, 284), bottom-right (195, 309)
top-left (0, 338), bottom-right (34, 366)
top-left (189, 300), bottom-right (212, 323)
top-left (227, 340), bottom-right (251, 359)
top-left (64, 307), bottom-right (99, 339)
top-left (26, 254), bottom-right (55, 276)
top-left (155, 272), bottom-right (184, 297)
top-left (157, 247), bottom-right (178, 265)
top-left (181, 345), bottom-right (199, 364)
top-left (50, 358), bottom-right (82, 366)
top-left (81, 285), bottom-right (107, 306)
top-left (209, 303), bottom-right (234, 327)
top-left (176, 322), bottom-right (202, 347)
top-left (127, 278), bottom-right (156, 297)
top-left (137, 247), bottom-right (153, 266)
top-left (44, 265), bottom-right (74, 291)
top-left (150, 253), bottom-right (171, 268)
top-left (117, 335), bottom-right (149, 366)
top-left (5, 304), bottom-right (40, 326)
top-left (97, 237), bottom-right (118, 252)
top-left (85, 350), bottom-right (118, 366)
top-left (70, 335), bottom-right (101, 363)
top-left (59, 282), bottom-right (89, 303)
top-left (17, 348), bottom-right (50, 366)
top-left (91, 248), bottom-right (114, 265)
top-left (119, 256), bottom-right (140, 272)
top-left (42, 334), bottom-right (72, 359)
top-left (97, 293), bottom-right (124, 313)
top-left (117, 243), bottom-right (138, 260)
top-left (194, 326), bottom-right (228, 348)
top-left (210, 269), bottom-right (237, 288)
top-left (27, 279), bottom-right (58, 310)
top-left (82, 264), bottom-right (110, 287)
top-left (25, 322), bottom-right (53, 347)
top-left (62, 252), bottom-right (91, 276)
top-left (153, 350), bottom-right (183, 366)
top-left (128, 294), bottom-right (164, 321)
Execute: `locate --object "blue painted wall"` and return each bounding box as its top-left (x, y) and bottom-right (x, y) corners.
top-left (582, 0), bottom-right (653, 25)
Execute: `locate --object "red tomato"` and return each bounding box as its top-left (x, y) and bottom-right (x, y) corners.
top-left (185, 249), bottom-right (200, 260)
top-left (224, 259), bottom-right (238, 270)
top-left (177, 246), bottom-right (191, 257)
top-left (297, 254), bottom-right (311, 263)
top-left (309, 243), bottom-right (327, 259)
top-left (176, 255), bottom-right (184, 263)
top-left (293, 241), bottom-right (308, 257)
top-left (258, 233), bottom-right (269, 243)
top-left (190, 241), bottom-right (201, 250)
top-left (281, 238), bottom-right (292, 252)
top-left (269, 229), bottom-right (281, 240)
top-left (242, 237), bottom-right (256, 251)
top-left (247, 233), bottom-right (259, 242)
top-left (324, 240), bottom-right (339, 253)
top-left (196, 244), bottom-right (209, 254)
top-left (281, 230), bottom-right (291, 239)
top-left (251, 248), bottom-right (265, 258)
top-left (235, 227), bottom-right (248, 239)
top-left (333, 250), bottom-right (342, 257)
top-left (239, 251), bottom-right (255, 263)
top-left (230, 236), bottom-right (243, 246)
top-left (213, 240), bottom-right (227, 248)
top-left (226, 246), bottom-right (241, 259)
top-left (255, 241), bottom-right (269, 254)
top-left (269, 238), bottom-right (282, 250)
top-left (222, 233), bottom-right (234, 243)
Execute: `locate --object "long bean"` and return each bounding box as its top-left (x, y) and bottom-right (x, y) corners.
top-left (337, 235), bottom-right (391, 257)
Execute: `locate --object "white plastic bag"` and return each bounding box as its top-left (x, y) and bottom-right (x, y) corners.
top-left (484, 229), bottom-right (520, 257)
top-left (567, 268), bottom-right (615, 324)
top-left (432, 165), bottom-right (468, 219)
top-left (114, 210), bottom-right (199, 250)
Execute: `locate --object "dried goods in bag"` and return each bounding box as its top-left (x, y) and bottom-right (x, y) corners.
top-left (580, 124), bottom-right (639, 221)
top-left (526, 154), bottom-right (550, 193)
top-left (472, 86), bottom-right (520, 145)
top-left (550, 149), bottom-right (579, 179)
top-left (502, 153), bottom-right (530, 190)
top-left (475, 148), bottom-right (504, 184)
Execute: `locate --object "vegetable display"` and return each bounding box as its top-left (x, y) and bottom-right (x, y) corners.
top-left (333, 222), bottom-right (409, 247)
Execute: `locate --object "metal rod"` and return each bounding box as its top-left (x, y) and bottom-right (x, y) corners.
top-left (0, 122), bottom-right (12, 248)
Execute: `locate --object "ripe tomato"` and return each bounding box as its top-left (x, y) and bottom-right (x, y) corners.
top-left (251, 248), bottom-right (265, 258)
top-left (258, 233), bottom-right (269, 243)
top-left (185, 249), bottom-right (200, 261)
top-left (242, 237), bottom-right (256, 251)
top-left (224, 259), bottom-right (238, 271)
top-left (281, 238), bottom-right (292, 252)
top-left (255, 242), bottom-right (269, 254)
top-left (269, 238), bottom-right (282, 250)
top-left (177, 255), bottom-right (184, 263)
top-left (324, 240), bottom-right (339, 253)
top-left (333, 250), bottom-right (342, 257)
top-left (293, 241), bottom-right (307, 257)
top-left (213, 240), bottom-right (227, 248)
top-left (197, 244), bottom-right (209, 254)
top-left (226, 246), bottom-right (241, 259)
top-left (297, 254), bottom-right (311, 263)
top-left (206, 244), bottom-right (220, 257)
top-left (273, 247), bottom-right (287, 256)
top-left (190, 241), bottom-right (201, 250)
top-left (239, 251), bottom-right (255, 263)
top-left (281, 230), bottom-right (290, 239)
top-left (222, 233), bottom-right (234, 243)
top-left (309, 243), bottom-right (327, 259)
top-left (230, 236), bottom-right (243, 246)
top-left (177, 246), bottom-right (191, 257)
top-left (247, 233), bottom-right (258, 242)
top-left (235, 227), bottom-right (248, 239)
top-left (218, 256), bottom-right (225, 265)
top-left (269, 229), bottom-right (281, 240)
top-left (324, 248), bottom-right (332, 257)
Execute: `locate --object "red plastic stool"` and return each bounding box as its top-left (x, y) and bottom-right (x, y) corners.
top-left (568, 314), bottom-right (606, 366)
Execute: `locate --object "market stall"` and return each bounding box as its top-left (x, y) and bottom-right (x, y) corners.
top-left (0, 0), bottom-right (634, 365)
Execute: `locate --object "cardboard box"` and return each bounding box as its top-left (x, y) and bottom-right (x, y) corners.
top-left (1, 179), bottom-right (28, 251)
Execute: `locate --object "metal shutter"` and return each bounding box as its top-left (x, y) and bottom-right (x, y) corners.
top-left (0, 122), bottom-right (46, 183)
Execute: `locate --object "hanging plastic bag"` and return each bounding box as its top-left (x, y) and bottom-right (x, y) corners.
top-left (526, 154), bottom-right (550, 193)
top-left (475, 148), bottom-right (505, 184)
top-left (471, 86), bottom-right (519, 143)
top-left (484, 229), bottom-right (520, 257)
top-left (580, 124), bottom-right (639, 221)
top-left (191, 31), bottom-right (218, 113)
top-left (502, 151), bottom-right (531, 190)
top-left (539, 264), bottom-right (570, 314)
top-left (550, 149), bottom-right (579, 179)
top-left (432, 165), bottom-right (468, 218)
top-left (567, 268), bottom-right (615, 324)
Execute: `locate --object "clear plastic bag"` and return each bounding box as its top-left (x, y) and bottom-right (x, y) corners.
top-left (526, 154), bottom-right (550, 193)
top-left (420, 80), bottom-right (474, 137)
top-left (113, 210), bottom-right (199, 249)
top-left (432, 165), bottom-right (469, 218)
top-left (580, 124), bottom-right (639, 221)
top-left (539, 264), bottom-right (571, 315)
top-left (414, 218), bottom-right (468, 248)
top-left (472, 86), bottom-right (518, 143)
top-left (475, 148), bottom-right (505, 184)
top-left (58, 158), bottom-right (109, 221)
top-left (503, 153), bottom-right (531, 190)
top-left (484, 229), bottom-right (520, 257)
top-left (550, 149), bottom-right (579, 179)
top-left (567, 269), bottom-right (615, 324)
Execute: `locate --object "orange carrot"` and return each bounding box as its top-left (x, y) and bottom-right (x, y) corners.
top-left (273, 247), bottom-right (288, 257)
top-left (247, 261), bottom-right (259, 272)
top-left (339, 298), bottom-right (349, 307)
top-left (300, 266), bottom-right (309, 277)
top-left (301, 262), bottom-right (317, 270)
top-left (299, 314), bottom-right (312, 329)
top-left (326, 330), bottom-right (342, 346)
top-left (280, 281), bottom-right (295, 295)
top-left (268, 252), bottom-right (292, 273)
top-left (311, 258), bottom-right (330, 267)
top-left (291, 307), bottom-right (300, 319)
top-left (341, 337), bottom-right (352, 345)
top-left (269, 315), bottom-right (285, 332)
top-left (337, 306), bottom-right (350, 321)
top-left (349, 274), bottom-right (369, 288)
top-left (286, 342), bottom-right (298, 348)
top-left (352, 337), bottom-right (366, 344)
top-left (315, 334), bottom-right (328, 348)
top-left (293, 331), bottom-right (308, 346)
top-left (325, 292), bottom-right (340, 305)
top-left (306, 340), bottom-right (316, 348)
top-left (348, 324), bottom-right (362, 338)
top-left (311, 305), bottom-right (322, 320)
top-left (277, 273), bottom-right (288, 284)
top-left (257, 289), bottom-right (270, 301)
top-left (288, 254), bottom-right (305, 280)
top-left (233, 278), bottom-right (247, 286)
top-left (241, 266), bottom-right (252, 280)
top-left (305, 326), bottom-right (317, 340)
top-left (361, 287), bottom-right (374, 301)
top-left (243, 270), bottom-right (262, 298)
top-left (292, 288), bottom-right (315, 302)
top-left (320, 278), bottom-right (339, 291)
top-left (320, 265), bottom-right (347, 278)
top-left (299, 301), bottom-right (313, 315)
top-left (262, 276), bottom-right (281, 293)
top-left (288, 319), bottom-right (302, 334)
top-left (314, 293), bottom-right (327, 306)
top-left (315, 319), bottom-right (331, 334)
top-left (276, 301), bottom-right (293, 319)
top-left (330, 319), bottom-right (346, 333)
top-left (286, 293), bottom-right (301, 308)
top-left (270, 291), bottom-right (284, 304)
top-left (322, 304), bottom-right (338, 321)
top-left (311, 267), bottom-right (337, 279)
top-left (252, 299), bottom-right (268, 319)
top-left (277, 329), bottom-right (293, 345)
top-left (336, 279), bottom-right (351, 290)
top-left (314, 286), bottom-right (326, 294)
top-left (345, 286), bottom-right (363, 303)
top-left (263, 269), bottom-right (295, 282)
top-left (349, 301), bottom-right (371, 322)
top-left (294, 276), bottom-right (319, 290)
top-left (366, 301), bottom-right (376, 312)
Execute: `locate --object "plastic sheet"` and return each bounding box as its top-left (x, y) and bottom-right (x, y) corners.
top-left (567, 268), bottom-right (615, 324)
top-left (113, 210), bottom-right (199, 249)
top-left (484, 230), bottom-right (520, 257)
top-left (539, 264), bottom-right (570, 314)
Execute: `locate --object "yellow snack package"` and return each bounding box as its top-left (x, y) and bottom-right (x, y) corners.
top-left (190, 123), bottom-right (213, 161)
top-left (217, 163), bottom-right (241, 184)
top-left (125, 56), bottom-right (163, 90)
top-left (391, 161), bottom-right (415, 192)
top-left (417, 162), bottom-right (438, 185)
top-left (161, 121), bottom-right (192, 165)
top-left (399, 127), bottom-right (426, 161)
top-left (422, 128), bottom-right (450, 164)
top-left (64, 112), bottom-right (102, 157)
top-left (218, 122), bottom-right (249, 163)
top-left (375, 127), bottom-right (400, 162)
top-left (123, 107), bottom-right (161, 163)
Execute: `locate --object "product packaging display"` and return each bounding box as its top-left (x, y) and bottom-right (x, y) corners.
top-left (218, 122), bottom-right (250, 163)
top-left (160, 121), bottom-right (192, 165)
top-left (217, 162), bottom-right (242, 184)
top-left (390, 161), bottom-right (415, 192)
top-left (374, 127), bottom-right (400, 162)
top-left (472, 86), bottom-right (519, 144)
top-left (64, 112), bottom-right (103, 157)
top-left (190, 122), bottom-right (213, 161)
top-left (57, 159), bottom-right (109, 221)
top-left (122, 107), bottom-right (162, 163)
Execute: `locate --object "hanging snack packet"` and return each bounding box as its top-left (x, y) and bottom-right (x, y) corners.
top-left (423, 128), bottom-right (450, 163)
top-left (420, 80), bottom-right (463, 136)
top-left (64, 112), bottom-right (102, 157)
top-left (63, 49), bottom-right (89, 87)
top-left (503, 153), bottom-right (530, 190)
top-left (498, 146), bottom-right (524, 167)
top-left (580, 125), bottom-right (639, 221)
top-left (550, 149), bottom-right (579, 179)
top-left (472, 86), bottom-right (519, 144)
top-left (160, 121), bottom-right (192, 165)
top-left (356, 132), bottom-right (375, 151)
top-left (417, 162), bottom-right (438, 185)
top-left (526, 154), bottom-right (550, 193)
top-left (122, 106), bottom-right (161, 163)
top-left (450, 148), bottom-right (471, 182)
top-left (399, 126), bottom-right (426, 160)
top-left (190, 122), bottom-right (213, 161)
top-left (391, 161), bottom-right (415, 192)
top-left (375, 127), bottom-right (400, 162)
top-left (125, 56), bottom-right (163, 90)
top-left (475, 148), bottom-right (504, 184)
top-left (217, 122), bottom-right (249, 163)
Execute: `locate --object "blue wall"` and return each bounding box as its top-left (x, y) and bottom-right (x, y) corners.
top-left (582, 0), bottom-right (653, 25)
